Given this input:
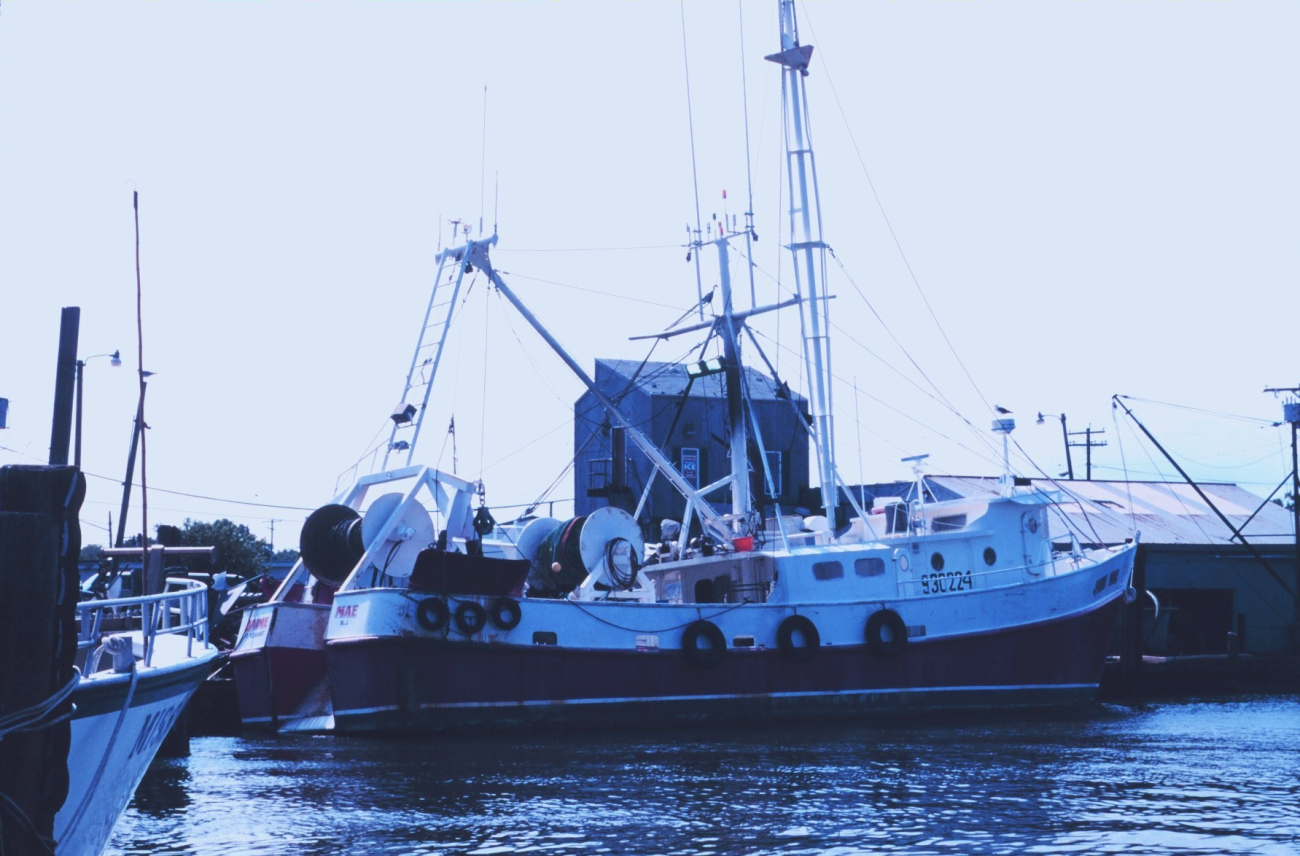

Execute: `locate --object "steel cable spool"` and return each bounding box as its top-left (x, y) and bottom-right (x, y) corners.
top-left (300, 504), bottom-right (365, 587)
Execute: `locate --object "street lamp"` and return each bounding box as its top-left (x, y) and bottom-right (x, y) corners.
top-left (75, 350), bottom-right (121, 468)
top-left (1036, 411), bottom-right (1074, 480)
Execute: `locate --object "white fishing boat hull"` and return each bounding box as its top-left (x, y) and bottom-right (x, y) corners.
top-left (324, 540), bottom-right (1135, 733)
top-left (55, 580), bottom-right (219, 856)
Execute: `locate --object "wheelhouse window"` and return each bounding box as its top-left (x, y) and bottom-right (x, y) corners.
top-left (812, 561), bottom-right (844, 580)
top-left (855, 557), bottom-right (885, 577)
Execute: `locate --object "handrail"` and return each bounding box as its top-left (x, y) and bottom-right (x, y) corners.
top-left (76, 577), bottom-right (211, 668)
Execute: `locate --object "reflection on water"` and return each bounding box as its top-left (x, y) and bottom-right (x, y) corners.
top-left (107, 698), bottom-right (1300, 855)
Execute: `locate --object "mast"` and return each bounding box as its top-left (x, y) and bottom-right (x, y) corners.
top-left (714, 236), bottom-right (750, 533)
top-left (767, 0), bottom-right (838, 519)
top-left (471, 237), bottom-right (730, 536)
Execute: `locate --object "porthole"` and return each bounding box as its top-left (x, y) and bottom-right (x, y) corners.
top-left (1026, 517), bottom-right (1039, 534)
top-left (930, 552), bottom-right (945, 571)
top-left (983, 547), bottom-right (997, 566)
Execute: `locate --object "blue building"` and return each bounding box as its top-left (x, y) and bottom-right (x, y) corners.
top-left (574, 359), bottom-right (810, 536)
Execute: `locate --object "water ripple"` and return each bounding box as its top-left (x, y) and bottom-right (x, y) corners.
top-left (108, 697), bottom-right (1300, 855)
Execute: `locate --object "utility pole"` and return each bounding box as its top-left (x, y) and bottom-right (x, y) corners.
top-left (1068, 426), bottom-right (1107, 480)
top-left (1263, 385), bottom-right (1300, 649)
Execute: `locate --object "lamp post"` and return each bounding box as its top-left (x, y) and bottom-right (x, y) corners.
top-left (1036, 412), bottom-right (1074, 480)
top-left (74, 350), bottom-right (122, 468)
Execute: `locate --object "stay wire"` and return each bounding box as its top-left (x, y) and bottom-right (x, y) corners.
top-left (498, 269), bottom-right (682, 310)
top-left (1116, 395), bottom-right (1275, 425)
top-left (797, 2), bottom-right (993, 418)
top-left (1112, 401), bottom-right (1140, 536)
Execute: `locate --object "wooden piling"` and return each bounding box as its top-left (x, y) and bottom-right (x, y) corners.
top-left (1120, 543), bottom-right (1147, 700)
top-left (0, 464), bottom-right (84, 855)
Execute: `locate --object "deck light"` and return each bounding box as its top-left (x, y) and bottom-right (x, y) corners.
top-left (391, 404), bottom-right (417, 425)
top-left (686, 357), bottom-right (726, 379)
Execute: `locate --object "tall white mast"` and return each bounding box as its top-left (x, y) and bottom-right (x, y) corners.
top-left (767, 0), bottom-right (838, 520)
top-left (714, 236), bottom-right (750, 533)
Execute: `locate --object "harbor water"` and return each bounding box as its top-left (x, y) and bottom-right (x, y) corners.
top-left (108, 697), bottom-right (1299, 856)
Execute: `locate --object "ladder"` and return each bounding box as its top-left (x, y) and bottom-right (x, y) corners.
top-left (382, 234), bottom-right (480, 470)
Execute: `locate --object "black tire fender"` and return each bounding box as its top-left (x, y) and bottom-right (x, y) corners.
top-left (415, 598), bottom-right (449, 633)
top-left (454, 600), bottom-right (488, 635)
top-left (865, 609), bottom-right (908, 657)
top-left (776, 614), bottom-right (820, 662)
top-left (681, 619), bottom-right (726, 668)
top-left (488, 596), bottom-right (522, 631)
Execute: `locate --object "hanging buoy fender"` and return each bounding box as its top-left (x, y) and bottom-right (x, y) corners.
top-left (865, 609), bottom-right (908, 657)
top-left (776, 614), bottom-right (820, 662)
top-left (681, 619), bottom-right (726, 668)
top-left (416, 598), bottom-right (449, 633)
top-left (454, 601), bottom-right (488, 635)
top-left (489, 596), bottom-right (522, 631)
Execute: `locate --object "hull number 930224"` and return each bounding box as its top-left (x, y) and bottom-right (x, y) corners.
top-left (921, 569), bottom-right (972, 594)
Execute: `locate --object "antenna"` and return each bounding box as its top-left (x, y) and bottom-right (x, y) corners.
top-left (133, 190), bottom-right (149, 551)
top-left (478, 86), bottom-right (488, 238)
top-left (679, 2), bottom-right (706, 318)
top-left (736, 0), bottom-right (759, 308)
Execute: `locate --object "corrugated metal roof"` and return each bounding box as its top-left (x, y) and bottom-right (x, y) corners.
top-left (925, 476), bottom-right (1296, 547)
top-left (594, 359), bottom-right (805, 404)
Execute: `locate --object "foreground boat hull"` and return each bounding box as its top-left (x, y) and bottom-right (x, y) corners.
top-left (56, 651), bottom-right (217, 856)
top-left (326, 591), bottom-right (1124, 733)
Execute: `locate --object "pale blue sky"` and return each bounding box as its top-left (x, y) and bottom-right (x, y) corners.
top-left (2, 1), bottom-right (1296, 547)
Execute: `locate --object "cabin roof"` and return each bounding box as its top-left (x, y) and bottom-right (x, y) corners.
top-left (853, 476), bottom-right (1296, 547)
top-left (591, 359), bottom-right (806, 404)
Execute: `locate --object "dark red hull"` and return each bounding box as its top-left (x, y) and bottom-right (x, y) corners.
top-left (229, 644), bottom-right (327, 731)
top-left (326, 595), bottom-right (1124, 733)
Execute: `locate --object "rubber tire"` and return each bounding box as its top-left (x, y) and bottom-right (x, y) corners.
top-left (776, 614), bottom-right (820, 662)
top-left (489, 597), bottom-right (522, 631)
top-left (454, 600), bottom-right (488, 635)
top-left (681, 619), bottom-right (727, 669)
top-left (416, 598), bottom-right (449, 633)
top-left (865, 609), bottom-right (908, 658)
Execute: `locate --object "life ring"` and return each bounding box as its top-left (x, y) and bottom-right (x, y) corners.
top-left (454, 601), bottom-right (488, 635)
top-left (776, 614), bottom-right (820, 662)
top-left (865, 609), bottom-right (908, 657)
top-left (416, 598), bottom-right (449, 633)
top-left (681, 619), bottom-right (726, 668)
top-left (489, 597), bottom-right (522, 631)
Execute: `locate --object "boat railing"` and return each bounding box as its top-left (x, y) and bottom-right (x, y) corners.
top-left (76, 577), bottom-right (211, 669)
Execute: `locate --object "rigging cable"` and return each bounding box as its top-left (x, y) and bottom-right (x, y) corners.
top-left (795, 2), bottom-right (994, 421)
top-left (679, 0), bottom-right (707, 316)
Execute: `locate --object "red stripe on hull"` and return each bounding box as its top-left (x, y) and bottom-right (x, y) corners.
top-left (327, 595), bottom-right (1124, 733)
top-left (229, 645), bottom-right (327, 730)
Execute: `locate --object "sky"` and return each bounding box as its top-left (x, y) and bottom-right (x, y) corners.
top-left (1, 0), bottom-right (1297, 550)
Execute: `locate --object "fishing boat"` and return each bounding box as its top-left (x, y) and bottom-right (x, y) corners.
top-left (56, 570), bottom-right (220, 855)
top-left (229, 465), bottom-right (525, 733)
top-left (310, 0), bottom-right (1138, 734)
top-left (237, 0), bottom-right (1137, 735)
top-left (229, 205), bottom-right (532, 733)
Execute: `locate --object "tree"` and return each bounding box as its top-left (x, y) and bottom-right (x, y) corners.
top-left (270, 547), bottom-right (299, 563)
top-left (178, 518), bottom-right (271, 579)
top-left (79, 544), bottom-right (103, 562)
